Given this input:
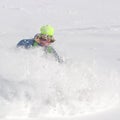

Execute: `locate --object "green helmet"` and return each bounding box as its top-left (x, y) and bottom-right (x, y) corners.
top-left (40, 25), bottom-right (54, 36)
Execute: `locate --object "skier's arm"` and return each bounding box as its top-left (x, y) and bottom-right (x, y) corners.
top-left (45, 46), bottom-right (63, 63)
top-left (16, 39), bottom-right (34, 49)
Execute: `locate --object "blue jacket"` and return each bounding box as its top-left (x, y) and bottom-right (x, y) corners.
top-left (17, 39), bottom-right (40, 49)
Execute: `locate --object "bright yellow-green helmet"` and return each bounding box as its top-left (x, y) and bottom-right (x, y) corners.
top-left (40, 25), bottom-right (54, 36)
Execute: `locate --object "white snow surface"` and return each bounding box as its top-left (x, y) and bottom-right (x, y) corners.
top-left (0, 0), bottom-right (120, 119)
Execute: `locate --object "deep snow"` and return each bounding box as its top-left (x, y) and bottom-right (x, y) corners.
top-left (0, 0), bottom-right (120, 119)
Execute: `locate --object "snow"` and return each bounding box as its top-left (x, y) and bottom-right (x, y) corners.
top-left (0, 0), bottom-right (120, 119)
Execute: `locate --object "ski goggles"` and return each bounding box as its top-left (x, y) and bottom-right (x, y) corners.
top-left (40, 34), bottom-right (55, 43)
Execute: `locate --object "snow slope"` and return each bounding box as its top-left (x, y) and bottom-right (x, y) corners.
top-left (0, 0), bottom-right (120, 119)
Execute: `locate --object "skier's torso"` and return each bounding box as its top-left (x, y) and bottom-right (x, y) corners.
top-left (16, 34), bottom-right (63, 63)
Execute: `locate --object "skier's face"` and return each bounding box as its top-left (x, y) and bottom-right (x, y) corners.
top-left (40, 39), bottom-right (51, 46)
top-left (35, 38), bottom-right (51, 46)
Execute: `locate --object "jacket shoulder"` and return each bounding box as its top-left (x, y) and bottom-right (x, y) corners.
top-left (17, 39), bottom-right (34, 48)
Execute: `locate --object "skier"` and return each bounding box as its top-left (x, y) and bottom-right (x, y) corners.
top-left (17, 25), bottom-right (63, 63)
